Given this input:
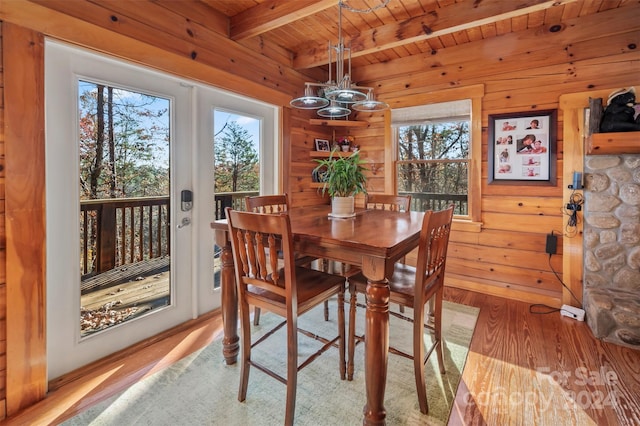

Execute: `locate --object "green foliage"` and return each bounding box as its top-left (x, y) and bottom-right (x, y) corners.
top-left (214, 121), bottom-right (259, 193)
top-left (78, 82), bottom-right (169, 199)
top-left (313, 149), bottom-right (368, 198)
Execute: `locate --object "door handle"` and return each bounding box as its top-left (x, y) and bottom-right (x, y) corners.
top-left (177, 217), bottom-right (191, 229)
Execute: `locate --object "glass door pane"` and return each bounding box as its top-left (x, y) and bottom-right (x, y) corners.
top-left (78, 81), bottom-right (171, 337)
top-left (212, 109), bottom-right (260, 288)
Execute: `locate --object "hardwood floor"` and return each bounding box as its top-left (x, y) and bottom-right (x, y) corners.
top-left (3, 288), bottom-right (639, 425)
top-left (446, 288), bottom-right (640, 426)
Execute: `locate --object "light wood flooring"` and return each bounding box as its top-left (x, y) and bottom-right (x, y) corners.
top-left (3, 288), bottom-right (639, 425)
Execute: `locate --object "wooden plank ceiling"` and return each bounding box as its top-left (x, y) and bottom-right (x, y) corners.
top-left (18, 0), bottom-right (632, 93)
top-left (158, 0), bottom-right (627, 77)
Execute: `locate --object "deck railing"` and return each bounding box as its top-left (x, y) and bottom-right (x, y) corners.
top-left (81, 191), bottom-right (258, 277)
top-left (81, 196), bottom-right (170, 277)
top-left (80, 190), bottom-right (462, 277)
top-left (213, 190), bottom-right (259, 219)
top-left (399, 192), bottom-right (468, 215)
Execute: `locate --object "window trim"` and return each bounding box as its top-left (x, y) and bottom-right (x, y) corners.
top-left (387, 85), bottom-right (483, 227)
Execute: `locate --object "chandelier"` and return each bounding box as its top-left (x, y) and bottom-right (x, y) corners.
top-left (290, 1), bottom-right (390, 118)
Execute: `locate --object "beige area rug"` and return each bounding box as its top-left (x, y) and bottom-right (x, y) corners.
top-left (64, 299), bottom-right (479, 426)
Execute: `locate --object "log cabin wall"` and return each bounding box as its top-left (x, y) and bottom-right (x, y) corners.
top-left (288, 2), bottom-right (640, 307)
top-left (0, 23), bottom-right (6, 418)
top-left (0, 0), bottom-right (639, 418)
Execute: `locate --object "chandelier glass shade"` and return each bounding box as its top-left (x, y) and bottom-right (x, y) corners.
top-left (351, 90), bottom-right (389, 112)
top-left (290, 1), bottom-right (389, 118)
top-left (289, 84), bottom-right (329, 109)
top-left (317, 100), bottom-right (352, 118)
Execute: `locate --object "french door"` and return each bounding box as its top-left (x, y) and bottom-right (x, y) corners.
top-left (45, 40), bottom-right (278, 380)
top-left (45, 42), bottom-right (197, 380)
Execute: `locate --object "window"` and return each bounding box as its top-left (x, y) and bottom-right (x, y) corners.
top-left (393, 100), bottom-right (472, 218)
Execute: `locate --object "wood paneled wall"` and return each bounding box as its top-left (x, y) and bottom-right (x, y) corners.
top-left (0, 0), bottom-right (639, 419)
top-left (285, 3), bottom-right (640, 308)
top-left (1, 22), bottom-right (48, 419)
top-left (0, 22), bottom-right (6, 419)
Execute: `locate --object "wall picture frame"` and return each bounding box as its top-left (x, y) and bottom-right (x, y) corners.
top-left (314, 138), bottom-right (330, 152)
top-left (488, 109), bottom-right (557, 186)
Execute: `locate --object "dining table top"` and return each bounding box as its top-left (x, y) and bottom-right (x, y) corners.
top-left (212, 204), bottom-right (425, 269)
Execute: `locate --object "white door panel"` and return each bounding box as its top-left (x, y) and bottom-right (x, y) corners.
top-left (194, 86), bottom-right (278, 314)
top-left (45, 41), bottom-right (194, 379)
top-left (45, 40), bottom-right (278, 380)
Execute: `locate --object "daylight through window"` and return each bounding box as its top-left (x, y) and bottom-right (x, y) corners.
top-left (393, 100), bottom-right (471, 216)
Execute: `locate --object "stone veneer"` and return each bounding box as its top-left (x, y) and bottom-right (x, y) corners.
top-left (583, 154), bottom-right (640, 349)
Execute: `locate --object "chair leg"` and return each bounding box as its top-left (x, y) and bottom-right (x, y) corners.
top-left (413, 300), bottom-right (429, 414)
top-left (253, 306), bottom-right (261, 326)
top-left (338, 289), bottom-right (346, 380)
top-left (434, 286), bottom-right (446, 374)
top-left (324, 300), bottom-right (330, 321)
top-left (238, 301), bottom-right (252, 403)
top-left (322, 260), bottom-right (330, 322)
top-left (285, 315), bottom-right (298, 426)
top-left (347, 283), bottom-right (357, 381)
top-left (426, 297), bottom-right (437, 327)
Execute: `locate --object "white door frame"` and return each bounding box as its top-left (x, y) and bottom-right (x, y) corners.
top-left (45, 41), bottom-right (195, 379)
top-left (44, 40), bottom-right (280, 379)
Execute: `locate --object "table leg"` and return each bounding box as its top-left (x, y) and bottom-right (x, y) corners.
top-left (219, 240), bottom-right (239, 365)
top-left (363, 278), bottom-right (390, 425)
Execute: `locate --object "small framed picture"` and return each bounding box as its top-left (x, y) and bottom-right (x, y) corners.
top-left (315, 138), bottom-right (330, 151)
top-left (488, 109), bottom-right (557, 186)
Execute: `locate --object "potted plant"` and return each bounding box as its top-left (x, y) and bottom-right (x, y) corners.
top-left (313, 148), bottom-right (368, 218)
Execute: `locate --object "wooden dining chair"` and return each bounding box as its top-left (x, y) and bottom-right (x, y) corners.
top-left (245, 194), bottom-right (316, 270)
top-left (346, 205), bottom-right (454, 415)
top-left (226, 208), bottom-right (346, 426)
top-left (365, 193), bottom-right (412, 212)
top-left (245, 193), bottom-right (290, 214)
top-left (245, 193), bottom-right (329, 325)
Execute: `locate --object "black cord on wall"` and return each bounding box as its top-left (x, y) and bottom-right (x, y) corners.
top-left (563, 191), bottom-right (583, 236)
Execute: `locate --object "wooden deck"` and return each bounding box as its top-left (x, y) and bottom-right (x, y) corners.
top-left (80, 257), bottom-right (170, 335)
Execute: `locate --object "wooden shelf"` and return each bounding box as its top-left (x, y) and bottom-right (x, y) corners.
top-left (586, 131), bottom-right (640, 155)
top-left (309, 118), bottom-right (368, 127)
top-left (309, 150), bottom-right (357, 158)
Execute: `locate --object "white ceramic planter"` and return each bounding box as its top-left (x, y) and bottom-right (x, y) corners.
top-left (330, 196), bottom-right (355, 218)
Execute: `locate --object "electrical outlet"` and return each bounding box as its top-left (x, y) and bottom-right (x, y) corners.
top-left (545, 232), bottom-right (557, 255)
top-left (561, 304), bottom-right (585, 321)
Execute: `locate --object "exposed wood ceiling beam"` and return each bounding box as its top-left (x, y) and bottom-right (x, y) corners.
top-left (293, 0), bottom-right (577, 69)
top-left (230, 0), bottom-right (337, 41)
top-left (153, 0), bottom-right (229, 36)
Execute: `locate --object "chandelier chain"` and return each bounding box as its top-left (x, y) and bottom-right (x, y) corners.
top-left (289, 0), bottom-right (390, 115)
top-left (339, 0), bottom-right (390, 14)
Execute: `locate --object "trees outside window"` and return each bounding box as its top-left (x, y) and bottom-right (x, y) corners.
top-left (396, 121), bottom-right (470, 215)
top-left (78, 81), bottom-right (169, 200)
top-left (213, 120), bottom-right (259, 193)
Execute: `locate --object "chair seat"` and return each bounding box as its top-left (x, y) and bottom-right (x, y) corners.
top-left (249, 266), bottom-right (345, 315)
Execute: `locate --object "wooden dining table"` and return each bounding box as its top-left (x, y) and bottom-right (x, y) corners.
top-left (211, 204), bottom-right (425, 425)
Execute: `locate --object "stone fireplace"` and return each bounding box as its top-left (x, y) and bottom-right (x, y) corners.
top-left (583, 154), bottom-right (640, 349)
